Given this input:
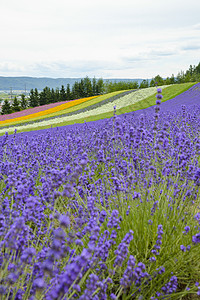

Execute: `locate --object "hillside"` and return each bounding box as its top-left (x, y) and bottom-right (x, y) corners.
top-left (0, 82), bottom-right (199, 299)
top-left (0, 82), bottom-right (196, 135)
top-left (0, 76), bottom-right (144, 91)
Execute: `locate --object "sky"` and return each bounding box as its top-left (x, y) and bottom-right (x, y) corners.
top-left (0, 0), bottom-right (200, 79)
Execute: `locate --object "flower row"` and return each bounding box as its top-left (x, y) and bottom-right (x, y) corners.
top-left (0, 96), bottom-right (98, 126)
top-left (0, 86), bottom-right (169, 133)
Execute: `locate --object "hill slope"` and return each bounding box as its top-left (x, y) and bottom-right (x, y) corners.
top-left (0, 82), bottom-right (197, 135)
top-left (0, 76), bottom-right (144, 91)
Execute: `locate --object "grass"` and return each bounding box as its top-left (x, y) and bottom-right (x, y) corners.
top-left (118, 82), bottom-right (196, 114)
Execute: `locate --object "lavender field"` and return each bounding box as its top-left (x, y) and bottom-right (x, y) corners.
top-left (0, 84), bottom-right (200, 299)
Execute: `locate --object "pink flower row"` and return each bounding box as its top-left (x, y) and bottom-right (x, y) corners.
top-left (0, 100), bottom-right (70, 121)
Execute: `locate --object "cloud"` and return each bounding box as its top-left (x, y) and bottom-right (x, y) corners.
top-left (181, 44), bottom-right (200, 51)
top-left (0, 0), bottom-right (200, 78)
top-left (0, 62), bottom-right (27, 75)
top-left (121, 56), bottom-right (148, 64)
top-left (149, 50), bottom-right (177, 57)
top-left (5, 60), bottom-right (125, 78)
top-left (121, 48), bottom-right (177, 65)
top-left (192, 23), bottom-right (200, 30)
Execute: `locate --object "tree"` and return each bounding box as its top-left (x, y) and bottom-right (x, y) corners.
top-left (154, 75), bottom-right (164, 86)
top-left (170, 74), bottom-right (175, 84)
top-left (1, 99), bottom-right (12, 115)
top-left (29, 89), bottom-right (38, 107)
top-left (20, 94), bottom-right (27, 110)
top-left (184, 71), bottom-right (192, 83)
top-left (29, 89), bottom-right (35, 107)
top-left (78, 79), bottom-right (85, 98)
top-left (188, 65), bottom-right (194, 76)
top-left (194, 62), bottom-right (200, 74)
top-left (60, 85), bottom-right (66, 101)
top-left (96, 78), bottom-right (104, 95)
top-left (12, 96), bottom-right (20, 112)
top-left (130, 81), bottom-right (139, 89)
top-left (83, 76), bottom-right (93, 97)
top-left (55, 88), bottom-right (60, 102)
top-left (39, 87), bottom-right (51, 105)
top-left (34, 88), bottom-right (39, 106)
top-left (164, 77), bottom-right (171, 85)
top-left (149, 79), bottom-right (155, 87)
top-left (51, 88), bottom-right (56, 103)
top-left (72, 81), bottom-right (80, 99)
top-left (176, 71), bottom-right (185, 84)
top-left (139, 79), bottom-right (149, 89)
top-left (92, 77), bottom-right (97, 95)
top-left (66, 84), bottom-right (71, 100)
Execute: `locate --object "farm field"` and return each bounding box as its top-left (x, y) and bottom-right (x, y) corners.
top-left (0, 83), bottom-right (200, 299)
top-left (0, 82), bottom-right (196, 135)
top-left (0, 91), bottom-right (125, 122)
top-left (0, 95), bottom-right (99, 125)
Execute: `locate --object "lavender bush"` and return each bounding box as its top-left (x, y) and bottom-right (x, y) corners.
top-left (0, 83), bottom-right (200, 299)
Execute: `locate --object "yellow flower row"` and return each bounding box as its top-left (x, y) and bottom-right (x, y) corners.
top-left (0, 96), bottom-right (98, 125)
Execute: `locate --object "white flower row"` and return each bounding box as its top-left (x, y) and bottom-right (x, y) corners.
top-left (0, 85), bottom-right (169, 134)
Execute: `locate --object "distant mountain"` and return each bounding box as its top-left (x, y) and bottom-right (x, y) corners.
top-left (0, 76), bottom-right (145, 91)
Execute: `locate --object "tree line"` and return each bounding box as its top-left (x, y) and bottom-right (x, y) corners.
top-left (105, 62), bottom-right (200, 91)
top-left (1, 63), bottom-right (200, 115)
top-left (1, 77), bottom-right (104, 115)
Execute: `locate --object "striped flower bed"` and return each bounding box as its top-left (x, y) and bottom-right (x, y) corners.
top-left (0, 96), bottom-right (98, 125)
top-left (0, 86), bottom-right (169, 133)
top-left (4, 90), bottom-right (136, 128)
top-left (0, 100), bottom-right (74, 121)
top-left (0, 91), bottom-right (129, 128)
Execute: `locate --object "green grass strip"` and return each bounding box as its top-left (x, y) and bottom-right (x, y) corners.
top-left (118, 82), bottom-right (196, 114)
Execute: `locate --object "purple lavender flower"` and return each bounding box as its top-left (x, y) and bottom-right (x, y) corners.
top-left (192, 233), bottom-right (200, 244)
top-left (156, 94), bottom-right (163, 100)
top-left (34, 278), bottom-right (46, 290)
top-left (21, 247), bottom-right (36, 264)
top-left (107, 210), bottom-right (121, 229)
top-left (59, 214), bottom-right (70, 228)
top-left (114, 230), bottom-right (133, 267)
top-left (156, 99), bottom-right (161, 105)
top-left (180, 245), bottom-right (186, 252)
top-left (150, 225), bottom-right (163, 258)
top-left (110, 293), bottom-right (117, 299)
top-left (161, 276), bottom-right (178, 294)
top-left (183, 226), bottom-right (190, 234)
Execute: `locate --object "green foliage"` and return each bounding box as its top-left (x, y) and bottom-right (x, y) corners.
top-left (20, 94), bottom-right (28, 110)
top-left (29, 89), bottom-right (38, 107)
top-left (60, 85), bottom-right (67, 101)
top-left (55, 88), bottom-right (60, 102)
top-left (66, 84), bottom-right (71, 100)
top-left (1, 99), bottom-right (12, 115)
top-left (96, 77), bottom-right (104, 95)
top-left (104, 80), bottom-right (139, 93)
top-left (154, 74), bottom-right (165, 86)
top-left (12, 96), bottom-right (21, 112)
top-left (39, 86), bottom-right (52, 105)
top-left (139, 79), bottom-right (149, 88)
top-left (170, 74), bottom-right (176, 84)
top-left (51, 88), bottom-right (56, 103)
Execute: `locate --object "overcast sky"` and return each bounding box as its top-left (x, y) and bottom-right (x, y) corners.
top-left (0, 0), bottom-right (200, 79)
